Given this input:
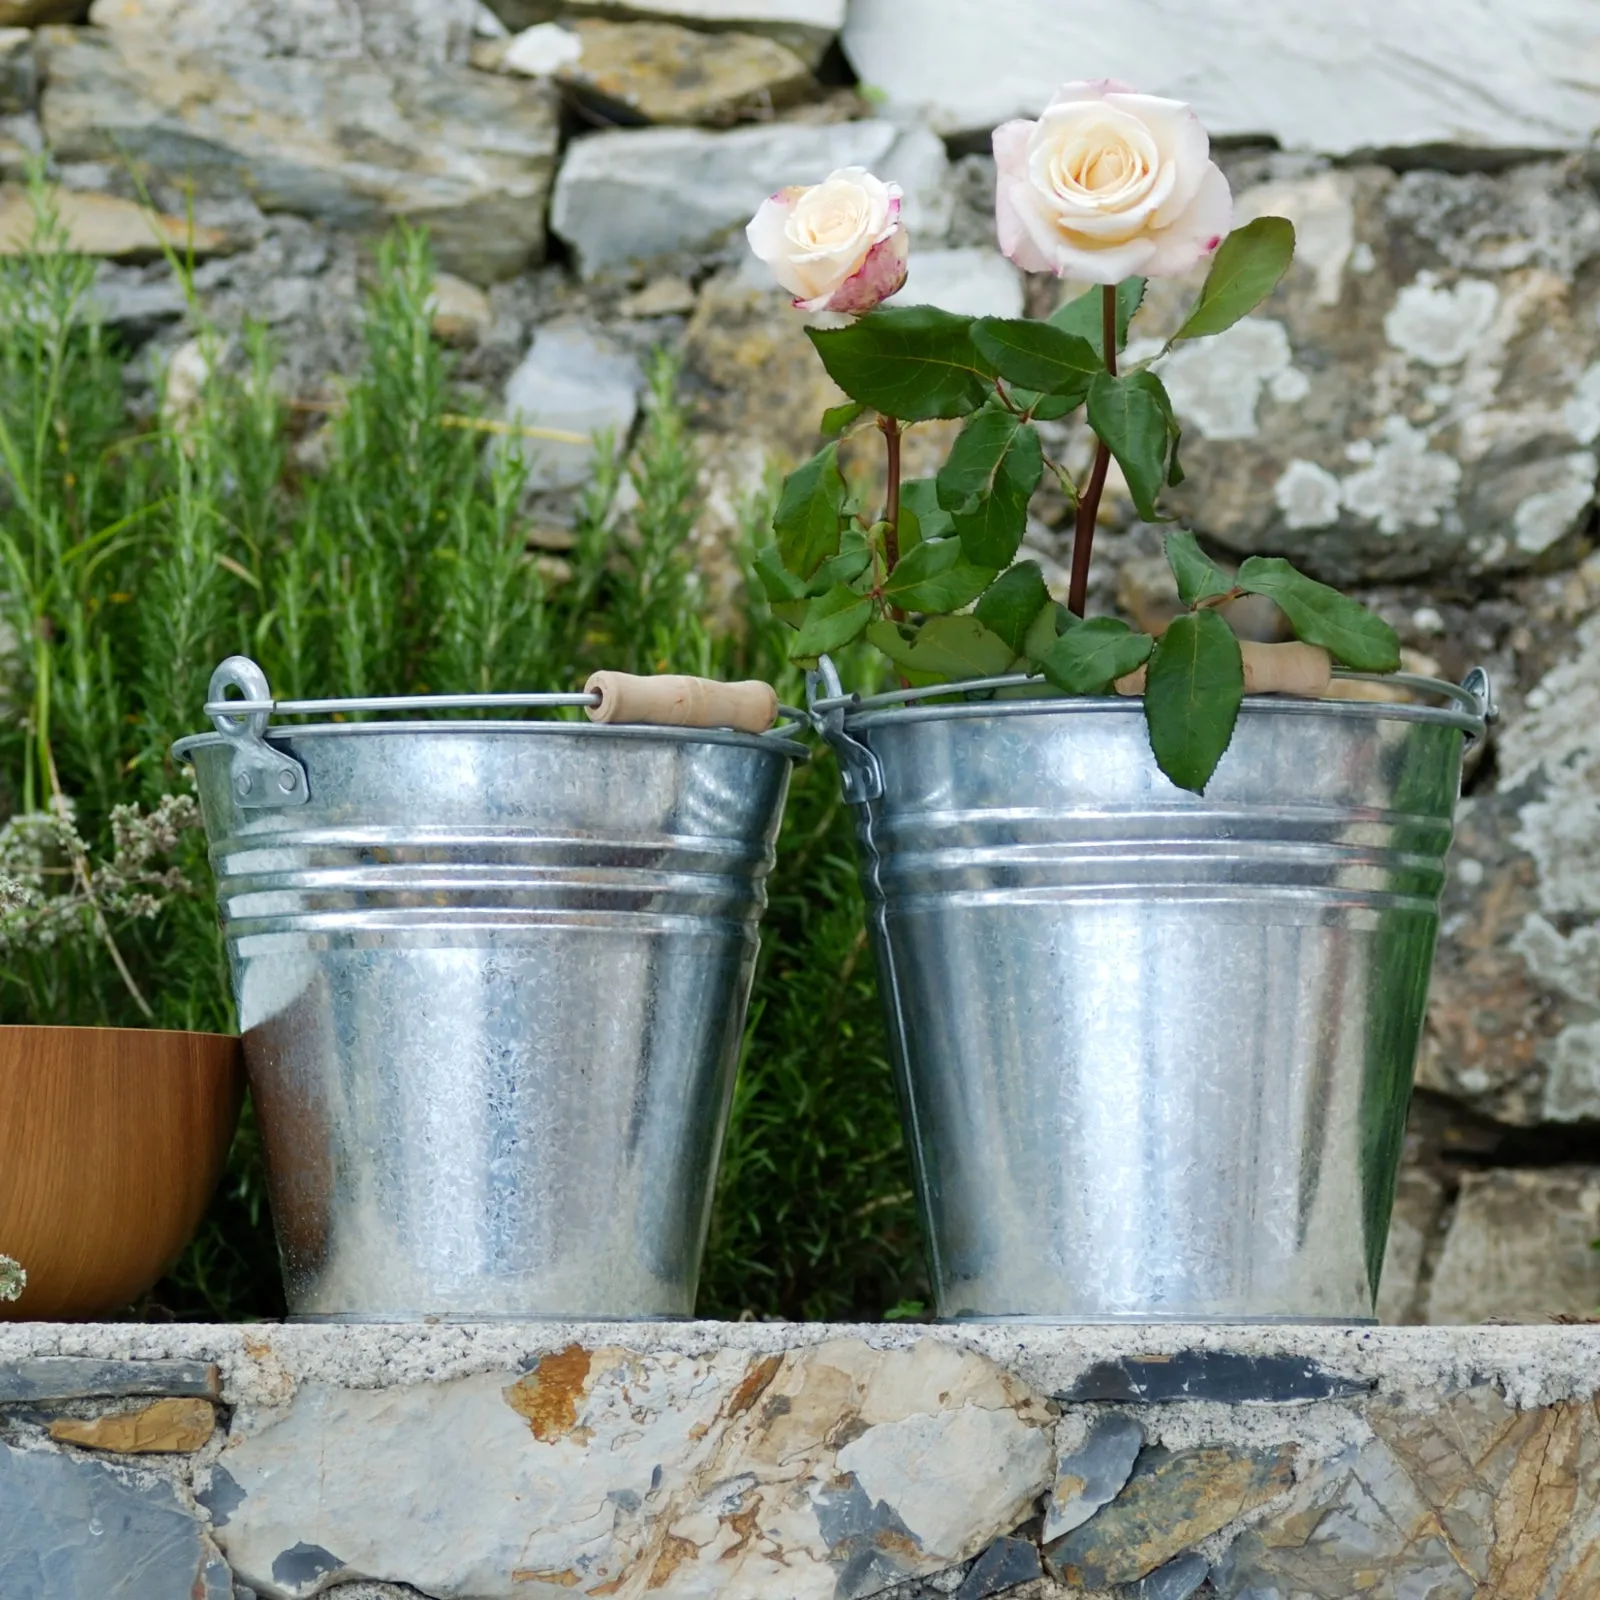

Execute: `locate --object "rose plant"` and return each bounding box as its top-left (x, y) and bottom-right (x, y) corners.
top-left (748, 81), bottom-right (1401, 793)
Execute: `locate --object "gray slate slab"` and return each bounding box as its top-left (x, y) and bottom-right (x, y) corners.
top-left (0, 1439), bottom-right (231, 1600)
top-left (0, 1357), bottom-right (222, 1404)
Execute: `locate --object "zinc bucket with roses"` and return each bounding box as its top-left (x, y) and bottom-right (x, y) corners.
top-left (753, 82), bottom-right (1493, 1321)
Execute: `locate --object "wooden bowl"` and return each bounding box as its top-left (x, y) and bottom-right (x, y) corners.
top-left (0, 1026), bottom-right (245, 1320)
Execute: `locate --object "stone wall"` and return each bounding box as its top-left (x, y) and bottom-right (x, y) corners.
top-left (1, 0), bottom-right (1598, 1321)
top-left (4, 1321), bottom-right (1600, 1599)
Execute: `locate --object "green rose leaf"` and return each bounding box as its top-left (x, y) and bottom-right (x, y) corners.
top-left (883, 538), bottom-right (997, 614)
top-left (946, 421), bottom-right (1043, 569)
top-left (1009, 388), bottom-right (1077, 422)
top-left (808, 527), bottom-right (873, 594)
top-left (1050, 277), bottom-right (1145, 360)
top-left (866, 614), bottom-right (1016, 681)
top-left (1164, 530), bottom-right (1234, 606)
top-left (974, 560), bottom-right (1050, 655)
top-left (1144, 608), bottom-right (1245, 794)
top-left (1023, 599), bottom-right (1070, 663)
top-left (1086, 370), bottom-right (1176, 523)
top-left (896, 504), bottom-right (923, 554)
top-left (937, 404), bottom-right (1026, 513)
top-left (820, 400), bottom-right (868, 438)
top-left (1236, 555), bottom-right (1401, 672)
top-left (970, 319), bottom-right (1101, 401)
top-left (1040, 617), bottom-right (1155, 694)
top-left (790, 583), bottom-right (874, 660)
top-left (806, 305), bottom-right (994, 422)
top-left (753, 543), bottom-right (808, 626)
top-left (754, 543), bottom-right (806, 603)
top-left (774, 442), bottom-right (847, 579)
top-left (1171, 216), bottom-right (1296, 344)
top-left (900, 477), bottom-right (954, 543)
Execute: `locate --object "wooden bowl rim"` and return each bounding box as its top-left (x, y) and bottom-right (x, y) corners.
top-left (0, 1023), bottom-right (239, 1045)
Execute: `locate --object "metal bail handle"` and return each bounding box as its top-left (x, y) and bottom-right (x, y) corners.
top-left (807, 655), bottom-right (883, 804)
top-left (207, 656), bottom-right (310, 809)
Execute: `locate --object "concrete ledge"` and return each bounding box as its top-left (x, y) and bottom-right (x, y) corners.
top-left (3, 1322), bottom-right (1599, 1598)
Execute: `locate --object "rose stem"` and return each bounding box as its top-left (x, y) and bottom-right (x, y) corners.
top-left (1067, 285), bottom-right (1119, 617)
top-left (881, 415), bottom-right (902, 574)
top-left (880, 414), bottom-right (907, 627)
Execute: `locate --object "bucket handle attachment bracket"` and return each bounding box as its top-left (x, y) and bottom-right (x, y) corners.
top-left (1460, 666), bottom-right (1498, 737)
top-left (807, 655), bottom-right (882, 804)
top-left (207, 656), bottom-right (310, 808)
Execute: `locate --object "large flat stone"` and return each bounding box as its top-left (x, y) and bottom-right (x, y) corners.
top-left (1119, 161), bottom-right (1600, 585)
top-left (38, 25), bottom-right (559, 283)
top-left (550, 118), bottom-right (947, 278)
top-left (899, 247), bottom-right (1023, 320)
top-left (486, 0), bottom-right (845, 66)
top-left (502, 323), bottom-right (642, 490)
top-left (1422, 610), bottom-right (1600, 1124)
top-left (207, 1338), bottom-right (1054, 1600)
top-left (1426, 1168), bottom-right (1600, 1324)
top-left (842, 0), bottom-right (1600, 153)
top-left (0, 185), bottom-right (231, 257)
top-left (87, 0), bottom-right (486, 62)
top-left (1045, 1444), bottom-right (1297, 1587)
top-left (0, 27), bottom-right (33, 113)
top-left (955, 1535), bottom-right (1041, 1599)
top-left (551, 19), bottom-right (812, 127)
top-left (1213, 1385), bottom-right (1600, 1597)
top-left (0, 1439), bottom-right (231, 1599)
top-left (1042, 1413), bottom-right (1143, 1541)
top-left (0, 0), bottom-right (83, 21)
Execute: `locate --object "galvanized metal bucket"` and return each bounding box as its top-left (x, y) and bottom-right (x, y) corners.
top-left (176, 657), bottom-right (805, 1321)
top-left (812, 662), bottom-right (1494, 1323)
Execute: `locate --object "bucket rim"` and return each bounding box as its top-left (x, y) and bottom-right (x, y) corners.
top-left (839, 692), bottom-right (1480, 738)
top-left (172, 719), bottom-right (811, 765)
top-left (811, 663), bottom-right (1492, 742)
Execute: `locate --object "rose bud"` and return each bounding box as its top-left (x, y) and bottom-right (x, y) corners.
top-left (746, 167), bottom-right (910, 315)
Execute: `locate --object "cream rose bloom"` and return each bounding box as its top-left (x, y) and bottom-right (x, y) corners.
top-left (746, 167), bottom-right (910, 315)
top-left (994, 81), bottom-right (1232, 283)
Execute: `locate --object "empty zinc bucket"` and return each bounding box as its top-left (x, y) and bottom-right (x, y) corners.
top-left (177, 657), bottom-right (803, 1320)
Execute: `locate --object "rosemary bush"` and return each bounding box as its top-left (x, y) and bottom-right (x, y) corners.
top-left (0, 184), bottom-right (919, 1321)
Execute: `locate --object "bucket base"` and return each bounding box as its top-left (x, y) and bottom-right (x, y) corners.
top-left (290, 1312), bottom-right (697, 1325)
top-left (939, 1313), bottom-right (1379, 1326)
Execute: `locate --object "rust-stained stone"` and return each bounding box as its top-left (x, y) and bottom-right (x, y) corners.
top-left (504, 1344), bottom-right (594, 1442)
top-left (210, 1338), bottom-right (1055, 1599)
top-left (1045, 1444), bottom-right (1298, 1588)
top-left (49, 1396), bottom-right (216, 1454)
top-left (1213, 1387), bottom-right (1600, 1599)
